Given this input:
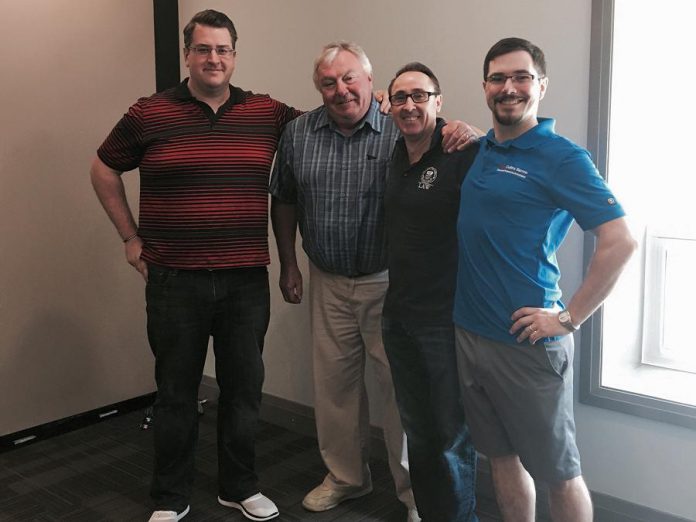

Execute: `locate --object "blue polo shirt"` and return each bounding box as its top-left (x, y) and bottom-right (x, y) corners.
top-left (453, 118), bottom-right (625, 344)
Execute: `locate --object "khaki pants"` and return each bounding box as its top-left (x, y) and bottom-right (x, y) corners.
top-left (309, 262), bottom-right (414, 508)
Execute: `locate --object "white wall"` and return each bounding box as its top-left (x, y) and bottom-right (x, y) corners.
top-left (180, 0), bottom-right (695, 518)
top-left (0, 0), bottom-right (156, 435)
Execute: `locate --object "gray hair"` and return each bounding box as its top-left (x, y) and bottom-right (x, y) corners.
top-left (313, 41), bottom-right (373, 89)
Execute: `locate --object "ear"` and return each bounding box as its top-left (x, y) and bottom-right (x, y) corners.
top-left (436, 94), bottom-right (443, 113)
top-left (539, 76), bottom-right (549, 100)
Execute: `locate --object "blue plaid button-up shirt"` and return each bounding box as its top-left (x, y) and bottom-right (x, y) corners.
top-left (270, 99), bottom-right (399, 277)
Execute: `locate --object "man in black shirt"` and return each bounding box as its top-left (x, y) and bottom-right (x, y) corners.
top-left (382, 62), bottom-right (479, 522)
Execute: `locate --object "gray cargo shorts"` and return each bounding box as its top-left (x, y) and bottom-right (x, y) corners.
top-left (454, 326), bottom-right (581, 483)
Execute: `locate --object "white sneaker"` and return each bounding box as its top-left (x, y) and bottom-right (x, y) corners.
top-left (148, 505), bottom-right (189, 521)
top-left (302, 482), bottom-right (373, 512)
top-left (218, 492), bottom-right (279, 521)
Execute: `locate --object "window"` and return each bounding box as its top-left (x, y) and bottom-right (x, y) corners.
top-left (579, 0), bottom-right (696, 429)
top-left (642, 230), bottom-right (696, 375)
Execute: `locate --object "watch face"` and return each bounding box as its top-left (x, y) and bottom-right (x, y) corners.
top-left (559, 310), bottom-right (576, 331)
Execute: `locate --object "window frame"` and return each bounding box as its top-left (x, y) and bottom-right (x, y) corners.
top-left (578, 0), bottom-right (696, 430)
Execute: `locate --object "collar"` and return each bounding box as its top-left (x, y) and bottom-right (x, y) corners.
top-left (428, 118), bottom-right (447, 151)
top-left (393, 118), bottom-right (447, 168)
top-left (483, 117), bottom-right (556, 150)
top-left (174, 79), bottom-right (246, 105)
top-left (313, 98), bottom-right (383, 134)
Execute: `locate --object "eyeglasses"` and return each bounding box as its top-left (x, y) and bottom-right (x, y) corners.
top-left (485, 73), bottom-right (538, 86)
top-left (187, 45), bottom-right (236, 57)
top-left (389, 91), bottom-right (440, 106)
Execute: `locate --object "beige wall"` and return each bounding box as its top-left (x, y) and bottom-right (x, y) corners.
top-left (1, 0), bottom-right (692, 518)
top-left (0, 0), bottom-right (156, 435)
top-left (181, 1), bottom-right (696, 519)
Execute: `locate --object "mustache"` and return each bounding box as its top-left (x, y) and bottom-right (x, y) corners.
top-left (494, 94), bottom-right (528, 103)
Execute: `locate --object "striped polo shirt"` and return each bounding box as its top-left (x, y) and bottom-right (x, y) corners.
top-left (98, 80), bottom-right (300, 269)
top-left (269, 100), bottom-right (400, 277)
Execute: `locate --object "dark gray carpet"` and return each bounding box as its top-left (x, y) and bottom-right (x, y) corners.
top-left (0, 403), bottom-right (499, 521)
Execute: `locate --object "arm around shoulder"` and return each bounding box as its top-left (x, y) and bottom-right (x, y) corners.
top-left (441, 120), bottom-right (485, 153)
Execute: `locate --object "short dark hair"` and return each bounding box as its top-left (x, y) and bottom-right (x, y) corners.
top-left (183, 9), bottom-right (238, 49)
top-left (483, 37), bottom-right (546, 79)
top-left (388, 62), bottom-right (441, 96)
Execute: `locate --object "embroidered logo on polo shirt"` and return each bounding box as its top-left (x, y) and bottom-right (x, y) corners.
top-left (497, 163), bottom-right (528, 179)
top-left (419, 167), bottom-right (438, 190)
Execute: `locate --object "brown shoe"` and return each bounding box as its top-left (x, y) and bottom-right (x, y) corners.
top-left (301, 482), bottom-right (373, 512)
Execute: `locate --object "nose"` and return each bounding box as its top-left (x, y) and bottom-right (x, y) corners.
top-left (501, 76), bottom-right (517, 92)
top-left (335, 79), bottom-right (349, 97)
top-left (403, 95), bottom-right (417, 109)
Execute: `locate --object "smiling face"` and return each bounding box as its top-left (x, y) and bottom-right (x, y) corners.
top-left (484, 50), bottom-right (548, 138)
top-left (390, 71), bottom-right (441, 142)
top-left (316, 50), bottom-right (373, 133)
top-left (184, 24), bottom-right (236, 97)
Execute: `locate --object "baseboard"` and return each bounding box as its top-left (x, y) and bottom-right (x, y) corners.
top-left (258, 392), bottom-right (318, 438)
top-left (527, 481), bottom-right (692, 522)
top-left (0, 392), bottom-right (156, 453)
top-left (591, 492), bottom-right (691, 522)
top-left (199, 375), bottom-right (220, 402)
top-left (201, 376), bottom-right (387, 453)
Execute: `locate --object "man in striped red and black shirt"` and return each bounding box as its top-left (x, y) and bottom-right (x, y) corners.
top-left (90, 10), bottom-right (299, 522)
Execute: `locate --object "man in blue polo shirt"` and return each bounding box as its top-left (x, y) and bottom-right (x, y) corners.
top-left (454, 38), bottom-right (636, 521)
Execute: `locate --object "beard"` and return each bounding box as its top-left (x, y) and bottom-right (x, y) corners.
top-left (493, 111), bottom-right (524, 126)
top-left (491, 94), bottom-right (529, 126)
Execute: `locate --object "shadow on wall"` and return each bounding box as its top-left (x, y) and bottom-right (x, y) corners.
top-left (1, 309), bottom-right (106, 435)
top-left (0, 126), bottom-right (153, 437)
top-left (263, 257), bottom-right (315, 405)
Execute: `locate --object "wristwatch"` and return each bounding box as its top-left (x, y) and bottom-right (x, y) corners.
top-left (558, 310), bottom-right (578, 332)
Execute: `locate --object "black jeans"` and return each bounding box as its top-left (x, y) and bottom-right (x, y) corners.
top-left (145, 264), bottom-right (270, 511)
top-left (383, 317), bottom-right (478, 522)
